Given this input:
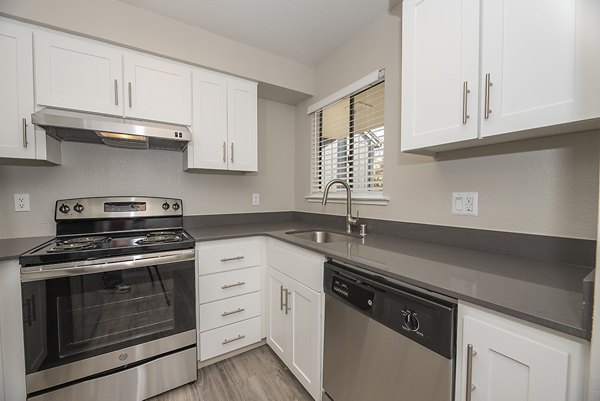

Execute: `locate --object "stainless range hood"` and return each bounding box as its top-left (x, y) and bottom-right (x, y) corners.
top-left (32, 108), bottom-right (191, 151)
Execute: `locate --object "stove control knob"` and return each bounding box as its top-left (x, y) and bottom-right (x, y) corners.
top-left (59, 204), bottom-right (70, 214)
top-left (172, 203), bottom-right (180, 211)
top-left (73, 203), bottom-right (84, 213)
top-left (403, 310), bottom-right (420, 332)
top-left (162, 202), bottom-right (170, 210)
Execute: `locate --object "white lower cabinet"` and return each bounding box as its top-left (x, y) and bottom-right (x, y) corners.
top-left (196, 238), bottom-right (265, 362)
top-left (266, 239), bottom-right (325, 401)
top-left (456, 302), bottom-right (589, 401)
top-left (200, 317), bottom-right (262, 362)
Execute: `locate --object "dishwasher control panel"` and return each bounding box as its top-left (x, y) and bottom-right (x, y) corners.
top-left (331, 275), bottom-right (375, 312)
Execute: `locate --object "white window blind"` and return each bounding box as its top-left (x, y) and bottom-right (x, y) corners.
top-left (310, 81), bottom-right (384, 196)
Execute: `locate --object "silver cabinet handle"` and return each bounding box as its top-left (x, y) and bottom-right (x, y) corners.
top-left (220, 256), bottom-right (244, 262)
top-left (466, 344), bottom-right (477, 401)
top-left (128, 82), bottom-right (132, 108)
top-left (484, 73), bottom-right (493, 119)
top-left (462, 81), bottom-right (470, 124)
top-left (230, 142), bottom-right (234, 163)
top-left (221, 281), bottom-right (245, 290)
top-left (280, 285), bottom-right (285, 311)
top-left (222, 334), bottom-right (245, 345)
top-left (284, 288), bottom-right (291, 315)
top-left (22, 118), bottom-right (28, 148)
top-left (221, 308), bottom-right (245, 317)
top-left (222, 141), bottom-right (227, 163)
top-left (114, 79), bottom-right (118, 106)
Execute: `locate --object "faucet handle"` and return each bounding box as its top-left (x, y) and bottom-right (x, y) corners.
top-left (348, 210), bottom-right (359, 225)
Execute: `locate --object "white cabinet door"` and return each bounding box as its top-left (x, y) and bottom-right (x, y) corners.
top-left (266, 245), bottom-right (324, 401)
top-left (123, 53), bottom-right (192, 125)
top-left (0, 21), bottom-right (35, 159)
top-left (189, 70), bottom-right (228, 170)
top-left (401, 0), bottom-right (480, 151)
top-left (34, 31), bottom-right (122, 116)
top-left (289, 280), bottom-right (322, 401)
top-left (227, 79), bottom-right (257, 171)
top-left (480, 0), bottom-right (593, 137)
top-left (266, 267), bottom-right (289, 361)
top-left (457, 303), bottom-right (588, 401)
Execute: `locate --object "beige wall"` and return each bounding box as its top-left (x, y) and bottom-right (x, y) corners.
top-left (294, 6), bottom-right (599, 240)
top-left (0, 0), bottom-right (314, 97)
top-left (0, 99), bottom-right (296, 239)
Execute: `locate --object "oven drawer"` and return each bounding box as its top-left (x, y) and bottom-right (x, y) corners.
top-left (199, 316), bottom-right (261, 361)
top-left (197, 238), bottom-right (262, 275)
top-left (199, 291), bottom-right (261, 332)
top-left (198, 266), bottom-right (261, 304)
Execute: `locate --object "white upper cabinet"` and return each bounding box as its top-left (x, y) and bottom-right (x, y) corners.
top-left (189, 70), bottom-right (228, 170)
top-left (480, 0), bottom-right (590, 137)
top-left (34, 31), bottom-right (122, 116)
top-left (0, 21), bottom-right (35, 159)
top-left (227, 79), bottom-right (258, 171)
top-left (185, 70), bottom-right (258, 172)
top-left (123, 54), bottom-right (192, 125)
top-left (401, 0), bottom-right (480, 150)
top-left (34, 30), bottom-right (192, 126)
top-left (401, 0), bottom-right (600, 152)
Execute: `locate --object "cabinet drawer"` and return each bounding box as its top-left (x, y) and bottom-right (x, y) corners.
top-left (267, 239), bottom-right (324, 292)
top-left (197, 238), bottom-right (261, 275)
top-left (198, 266), bottom-right (261, 304)
top-left (199, 316), bottom-right (261, 361)
top-left (199, 291), bottom-right (261, 332)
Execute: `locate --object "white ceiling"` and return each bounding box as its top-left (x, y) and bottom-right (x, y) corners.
top-left (117, 0), bottom-right (398, 66)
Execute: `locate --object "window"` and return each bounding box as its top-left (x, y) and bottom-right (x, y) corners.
top-left (310, 81), bottom-right (385, 201)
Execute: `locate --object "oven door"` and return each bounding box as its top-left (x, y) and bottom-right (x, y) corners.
top-left (20, 249), bottom-right (196, 395)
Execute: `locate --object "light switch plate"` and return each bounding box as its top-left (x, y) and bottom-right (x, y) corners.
top-left (452, 192), bottom-right (478, 216)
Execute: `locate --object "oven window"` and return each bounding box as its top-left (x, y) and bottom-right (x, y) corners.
top-left (22, 260), bottom-right (195, 375)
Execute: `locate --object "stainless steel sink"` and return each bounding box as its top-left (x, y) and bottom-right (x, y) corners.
top-left (285, 230), bottom-right (361, 244)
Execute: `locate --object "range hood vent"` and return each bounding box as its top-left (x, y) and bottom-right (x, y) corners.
top-left (32, 108), bottom-right (191, 152)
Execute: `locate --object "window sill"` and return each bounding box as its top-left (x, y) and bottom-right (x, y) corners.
top-left (305, 194), bottom-right (390, 206)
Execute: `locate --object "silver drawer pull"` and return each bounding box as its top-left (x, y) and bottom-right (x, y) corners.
top-left (220, 255), bottom-right (245, 262)
top-left (222, 334), bottom-right (245, 345)
top-left (222, 308), bottom-right (245, 317)
top-left (221, 281), bottom-right (245, 289)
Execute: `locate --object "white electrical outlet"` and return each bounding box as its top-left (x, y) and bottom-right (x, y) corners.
top-left (452, 192), bottom-right (478, 216)
top-left (14, 194), bottom-right (30, 212)
top-left (252, 193), bottom-right (260, 206)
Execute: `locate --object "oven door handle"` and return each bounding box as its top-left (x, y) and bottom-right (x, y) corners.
top-left (20, 249), bottom-right (195, 282)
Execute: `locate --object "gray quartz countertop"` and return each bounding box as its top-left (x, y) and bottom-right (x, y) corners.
top-left (0, 236), bottom-right (53, 262)
top-left (188, 222), bottom-right (594, 340)
top-left (1, 224), bottom-right (592, 339)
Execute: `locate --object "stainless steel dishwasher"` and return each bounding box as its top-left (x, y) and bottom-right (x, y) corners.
top-left (323, 261), bottom-right (457, 401)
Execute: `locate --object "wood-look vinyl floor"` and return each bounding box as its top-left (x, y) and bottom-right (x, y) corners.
top-left (149, 345), bottom-right (314, 401)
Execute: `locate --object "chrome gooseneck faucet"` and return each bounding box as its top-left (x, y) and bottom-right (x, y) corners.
top-left (321, 179), bottom-right (359, 234)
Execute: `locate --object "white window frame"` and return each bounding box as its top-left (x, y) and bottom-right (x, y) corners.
top-left (305, 69), bottom-right (389, 206)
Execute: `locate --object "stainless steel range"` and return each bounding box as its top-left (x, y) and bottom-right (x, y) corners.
top-left (19, 197), bottom-right (197, 401)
